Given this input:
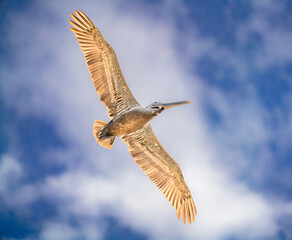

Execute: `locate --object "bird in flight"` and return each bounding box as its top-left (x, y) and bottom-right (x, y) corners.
top-left (69, 10), bottom-right (197, 224)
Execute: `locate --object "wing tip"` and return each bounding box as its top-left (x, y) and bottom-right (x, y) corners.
top-left (69, 26), bottom-right (76, 32)
top-left (176, 198), bottom-right (196, 224)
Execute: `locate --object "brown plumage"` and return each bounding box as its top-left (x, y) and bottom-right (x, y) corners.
top-left (69, 10), bottom-right (197, 224)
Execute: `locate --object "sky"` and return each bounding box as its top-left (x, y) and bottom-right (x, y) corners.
top-left (0, 0), bottom-right (292, 239)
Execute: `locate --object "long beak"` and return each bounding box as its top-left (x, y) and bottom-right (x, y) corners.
top-left (160, 100), bottom-right (191, 109)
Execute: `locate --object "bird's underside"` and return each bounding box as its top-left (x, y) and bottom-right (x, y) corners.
top-left (69, 10), bottom-right (197, 224)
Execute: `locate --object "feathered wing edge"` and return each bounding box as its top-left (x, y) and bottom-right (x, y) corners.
top-left (122, 125), bottom-right (197, 224)
top-left (69, 10), bottom-right (139, 118)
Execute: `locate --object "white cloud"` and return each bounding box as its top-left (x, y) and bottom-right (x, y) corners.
top-left (1, 0), bottom-right (292, 239)
top-left (41, 161), bottom-right (276, 240)
top-left (0, 154), bottom-right (38, 208)
top-left (235, 0), bottom-right (292, 71)
top-left (39, 217), bottom-right (105, 240)
top-left (40, 221), bottom-right (80, 240)
top-left (0, 154), bottom-right (22, 193)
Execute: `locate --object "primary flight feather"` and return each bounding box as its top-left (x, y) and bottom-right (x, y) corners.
top-left (69, 10), bottom-right (197, 224)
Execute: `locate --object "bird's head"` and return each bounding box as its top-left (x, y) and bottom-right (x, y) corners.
top-left (147, 100), bottom-right (191, 116)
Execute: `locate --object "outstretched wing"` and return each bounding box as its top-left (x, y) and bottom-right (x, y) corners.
top-left (122, 124), bottom-right (197, 224)
top-left (69, 10), bottom-right (139, 118)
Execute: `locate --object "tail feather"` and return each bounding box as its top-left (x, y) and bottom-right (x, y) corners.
top-left (93, 120), bottom-right (115, 149)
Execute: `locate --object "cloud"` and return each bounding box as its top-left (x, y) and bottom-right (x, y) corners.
top-left (0, 154), bottom-right (22, 193)
top-left (40, 222), bottom-right (78, 240)
top-left (235, 0), bottom-right (292, 71)
top-left (1, 0), bottom-right (292, 239)
top-left (0, 154), bottom-right (38, 210)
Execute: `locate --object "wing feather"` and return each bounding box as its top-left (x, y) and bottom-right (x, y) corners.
top-left (69, 10), bottom-right (139, 118)
top-left (122, 125), bottom-right (197, 224)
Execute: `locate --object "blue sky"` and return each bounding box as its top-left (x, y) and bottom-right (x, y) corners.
top-left (0, 0), bottom-right (292, 239)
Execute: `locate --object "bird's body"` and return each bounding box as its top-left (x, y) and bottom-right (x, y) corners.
top-left (106, 106), bottom-right (155, 136)
top-left (69, 10), bottom-right (197, 224)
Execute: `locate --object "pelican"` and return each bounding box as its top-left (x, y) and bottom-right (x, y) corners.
top-left (69, 10), bottom-right (197, 224)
